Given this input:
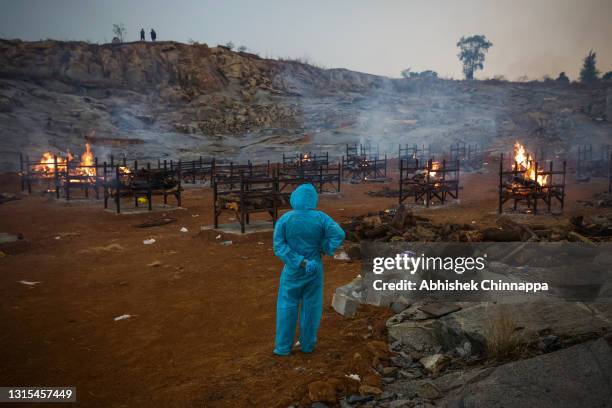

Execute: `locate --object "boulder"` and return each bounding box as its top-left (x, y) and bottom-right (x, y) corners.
top-left (308, 381), bottom-right (336, 403)
top-left (433, 302), bottom-right (612, 354)
top-left (442, 338), bottom-right (612, 407)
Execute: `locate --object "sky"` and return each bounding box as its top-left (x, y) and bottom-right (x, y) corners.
top-left (0, 0), bottom-right (611, 80)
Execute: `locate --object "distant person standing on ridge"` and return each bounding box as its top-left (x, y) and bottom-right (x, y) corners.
top-left (140, 28), bottom-right (145, 41)
top-left (150, 29), bottom-right (157, 42)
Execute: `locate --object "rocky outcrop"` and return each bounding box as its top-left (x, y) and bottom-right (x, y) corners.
top-left (1, 39), bottom-right (612, 171)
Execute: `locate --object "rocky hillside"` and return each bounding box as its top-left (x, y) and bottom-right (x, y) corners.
top-left (0, 39), bottom-right (610, 170)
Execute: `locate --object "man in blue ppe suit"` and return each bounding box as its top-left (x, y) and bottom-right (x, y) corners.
top-left (273, 183), bottom-right (345, 356)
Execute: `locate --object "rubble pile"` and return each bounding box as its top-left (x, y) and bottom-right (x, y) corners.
top-left (342, 206), bottom-right (478, 243)
top-left (375, 301), bottom-right (612, 408)
top-left (570, 214), bottom-right (612, 239)
top-left (578, 191), bottom-right (612, 208)
top-left (342, 206), bottom-right (612, 244)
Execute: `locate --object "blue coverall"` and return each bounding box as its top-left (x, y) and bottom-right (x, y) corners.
top-left (273, 183), bottom-right (345, 356)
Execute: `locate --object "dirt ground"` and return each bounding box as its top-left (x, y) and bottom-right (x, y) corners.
top-left (0, 160), bottom-right (609, 407)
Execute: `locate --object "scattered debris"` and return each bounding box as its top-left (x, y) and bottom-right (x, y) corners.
top-left (114, 314), bottom-right (133, 321)
top-left (333, 251), bottom-right (350, 261)
top-left (345, 373), bottom-right (361, 382)
top-left (180, 227), bottom-right (189, 232)
top-left (147, 260), bottom-right (162, 267)
top-left (19, 280), bottom-right (41, 286)
top-left (220, 240), bottom-right (233, 246)
top-left (81, 243), bottom-right (124, 254)
top-left (143, 239), bottom-right (156, 245)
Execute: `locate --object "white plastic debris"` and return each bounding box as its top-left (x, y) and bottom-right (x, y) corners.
top-left (143, 238), bottom-right (156, 245)
top-left (114, 314), bottom-right (132, 321)
top-left (54, 236), bottom-right (61, 240)
top-left (215, 234), bottom-right (222, 239)
top-left (191, 214), bottom-right (200, 218)
top-left (19, 280), bottom-right (41, 286)
top-left (333, 251), bottom-right (350, 261)
top-left (180, 227), bottom-right (188, 233)
top-left (345, 373), bottom-right (361, 382)
top-left (257, 241), bottom-right (264, 245)
top-left (220, 240), bottom-right (233, 246)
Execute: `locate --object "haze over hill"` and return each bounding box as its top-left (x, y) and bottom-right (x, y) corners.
top-left (0, 39), bottom-right (610, 170)
top-left (1, 0), bottom-right (611, 79)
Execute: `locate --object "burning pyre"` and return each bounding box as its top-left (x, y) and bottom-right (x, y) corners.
top-left (511, 142), bottom-right (548, 187)
top-left (33, 143), bottom-right (97, 181)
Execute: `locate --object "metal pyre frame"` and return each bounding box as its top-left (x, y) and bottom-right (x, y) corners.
top-left (20, 153), bottom-right (112, 200)
top-left (104, 166), bottom-right (182, 214)
top-left (342, 144), bottom-right (387, 182)
top-left (399, 158), bottom-right (460, 207)
top-left (577, 144), bottom-right (611, 181)
top-left (398, 144), bottom-right (433, 168)
top-left (213, 174), bottom-right (290, 233)
top-left (277, 163), bottom-right (342, 194)
top-left (498, 153), bottom-right (566, 215)
top-left (449, 142), bottom-right (483, 171)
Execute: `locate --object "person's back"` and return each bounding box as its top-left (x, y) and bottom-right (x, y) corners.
top-left (273, 184), bottom-right (345, 355)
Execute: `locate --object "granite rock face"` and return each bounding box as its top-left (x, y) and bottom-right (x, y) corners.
top-left (2, 39), bottom-right (611, 171)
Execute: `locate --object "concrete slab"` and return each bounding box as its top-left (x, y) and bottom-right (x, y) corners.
top-left (201, 219), bottom-right (274, 235)
top-left (0, 233), bottom-right (22, 244)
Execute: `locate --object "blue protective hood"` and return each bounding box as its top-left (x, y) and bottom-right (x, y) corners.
top-left (290, 184), bottom-right (318, 210)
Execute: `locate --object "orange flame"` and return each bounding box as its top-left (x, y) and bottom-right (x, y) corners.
top-left (77, 143), bottom-right (96, 178)
top-left (34, 152), bottom-right (67, 175)
top-left (33, 141), bottom-right (97, 181)
top-left (513, 142), bottom-right (547, 186)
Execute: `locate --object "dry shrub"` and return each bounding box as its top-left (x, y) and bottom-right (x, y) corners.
top-left (485, 310), bottom-right (527, 361)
